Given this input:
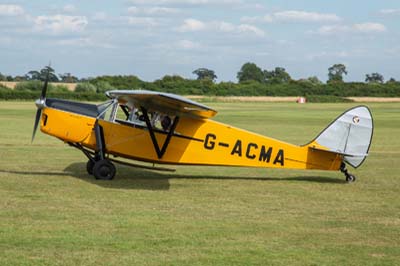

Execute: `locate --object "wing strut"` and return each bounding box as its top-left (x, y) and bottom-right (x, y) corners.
top-left (141, 107), bottom-right (180, 159)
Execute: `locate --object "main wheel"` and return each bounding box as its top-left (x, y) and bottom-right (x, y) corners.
top-left (93, 159), bottom-right (116, 180)
top-left (346, 174), bottom-right (356, 183)
top-left (86, 160), bottom-right (95, 175)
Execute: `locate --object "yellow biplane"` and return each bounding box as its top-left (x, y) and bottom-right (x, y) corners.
top-left (32, 79), bottom-right (373, 182)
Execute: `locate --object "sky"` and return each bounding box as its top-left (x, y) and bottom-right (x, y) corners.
top-left (1, 0), bottom-right (400, 82)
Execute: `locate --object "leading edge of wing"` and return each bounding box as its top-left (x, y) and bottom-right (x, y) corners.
top-left (106, 90), bottom-right (217, 119)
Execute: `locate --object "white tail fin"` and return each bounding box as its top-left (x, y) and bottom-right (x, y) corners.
top-left (312, 106), bottom-right (373, 168)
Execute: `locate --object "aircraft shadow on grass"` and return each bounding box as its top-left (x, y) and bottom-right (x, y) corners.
top-left (0, 162), bottom-right (346, 190)
top-left (62, 162), bottom-right (345, 190)
top-left (0, 163), bottom-right (345, 191)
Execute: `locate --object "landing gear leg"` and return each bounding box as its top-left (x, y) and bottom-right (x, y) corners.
top-left (69, 121), bottom-right (117, 180)
top-left (91, 122), bottom-right (116, 180)
top-left (340, 162), bottom-right (356, 183)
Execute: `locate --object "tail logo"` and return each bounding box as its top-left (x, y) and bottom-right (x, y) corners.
top-left (352, 116), bottom-right (360, 124)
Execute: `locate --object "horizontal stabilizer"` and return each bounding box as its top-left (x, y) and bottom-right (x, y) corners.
top-left (310, 147), bottom-right (369, 158)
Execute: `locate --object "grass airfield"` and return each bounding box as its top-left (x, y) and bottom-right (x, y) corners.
top-left (0, 101), bottom-right (399, 265)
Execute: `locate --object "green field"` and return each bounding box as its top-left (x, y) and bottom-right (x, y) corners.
top-left (1, 101), bottom-right (399, 265)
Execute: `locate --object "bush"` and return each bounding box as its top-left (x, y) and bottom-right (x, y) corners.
top-left (14, 81), bottom-right (43, 91)
top-left (0, 84), bottom-right (10, 90)
top-left (51, 85), bottom-right (70, 93)
top-left (90, 75), bottom-right (144, 90)
top-left (90, 81), bottom-right (116, 93)
top-left (75, 83), bottom-right (97, 93)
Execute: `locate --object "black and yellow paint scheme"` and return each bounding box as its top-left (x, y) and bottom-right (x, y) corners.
top-left (33, 87), bottom-right (373, 182)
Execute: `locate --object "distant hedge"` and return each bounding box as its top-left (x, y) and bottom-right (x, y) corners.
top-left (306, 95), bottom-right (353, 103)
top-left (0, 90), bottom-right (107, 101)
top-left (1, 77), bottom-right (400, 101)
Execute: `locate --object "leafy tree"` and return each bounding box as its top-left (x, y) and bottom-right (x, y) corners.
top-left (264, 67), bottom-right (291, 84)
top-left (41, 66), bottom-right (59, 82)
top-left (307, 76), bottom-right (323, 85)
top-left (237, 62), bottom-right (264, 83)
top-left (365, 73), bottom-right (384, 84)
top-left (14, 75), bottom-right (28, 81)
top-left (161, 75), bottom-right (185, 83)
top-left (328, 63), bottom-right (347, 83)
top-left (386, 78), bottom-right (398, 84)
top-left (59, 73), bottom-right (79, 83)
top-left (192, 68), bottom-right (217, 82)
top-left (27, 70), bottom-right (40, 81)
top-left (0, 73), bottom-right (6, 81)
top-left (27, 66), bottom-right (59, 82)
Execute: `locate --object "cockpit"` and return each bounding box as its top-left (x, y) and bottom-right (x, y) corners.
top-left (97, 100), bottom-right (174, 132)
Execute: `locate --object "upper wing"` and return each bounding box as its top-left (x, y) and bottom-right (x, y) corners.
top-left (106, 90), bottom-right (217, 119)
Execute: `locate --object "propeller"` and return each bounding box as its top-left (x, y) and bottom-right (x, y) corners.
top-left (32, 69), bottom-right (50, 142)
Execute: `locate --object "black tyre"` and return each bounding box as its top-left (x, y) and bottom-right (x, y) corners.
top-left (346, 174), bottom-right (356, 183)
top-left (93, 159), bottom-right (116, 180)
top-left (86, 160), bottom-right (95, 175)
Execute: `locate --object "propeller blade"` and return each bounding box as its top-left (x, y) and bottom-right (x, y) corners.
top-left (33, 65), bottom-right (51, 142)
top-left (32, 109), bottom-right (42, 143)
top-left (40, 70), bottom-right (50, 99)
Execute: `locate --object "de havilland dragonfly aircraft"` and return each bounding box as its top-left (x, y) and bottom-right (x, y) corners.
top-left (32, 78), bottom-right (373, 182)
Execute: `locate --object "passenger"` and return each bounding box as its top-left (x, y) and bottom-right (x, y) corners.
top-left (161, 116), bottom-right (171, 131)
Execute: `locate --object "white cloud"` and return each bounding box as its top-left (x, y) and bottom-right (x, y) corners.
top-left (34, 15), bottom-right (88, 34)
top-left (177, 39), bottom-right (201, 49)
top-left (306, 51), bottom-right (349, 61)
top-left (92, 12), bottom-right (108, 21)
top-left (177, 18), bottom-right (265, 36)
top-left (316, 25), bottom-right (350, 35)
top-left (242, 10), bottom-right (341, 24)
top-left (241, 15), bottom-right (271, 24)
top-left (237, 24), bottom-right (265, 37)
top-left (63, 4), bottom-right (76, 13)
top-left (127, 16), bottom-right (160, 27)
top-left (274, 10), bottom-right (341, 22)
top-left (353, 22), bottom-right (387, 33)
top-left (316, 22), bottom-right (387, 35)
top-left (177, 18), bottom-right (206, 32)
top-left (128, 0), bottom-right (242, 6)
top-left (215, 21), bottom-right (235, 32)
top-left (127, 6), bottom-right (180, 15)
top-left (379, 9), bottom-right (400, 15)
top-left (57, 37), bottom-right (115, 49)
top-left (0, 4), bottom-right (24, 16)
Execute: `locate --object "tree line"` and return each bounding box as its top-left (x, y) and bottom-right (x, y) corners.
top-left (0, 63), bottom-right (396, 84)
top-left (1, 63), bottom-right (399, 100)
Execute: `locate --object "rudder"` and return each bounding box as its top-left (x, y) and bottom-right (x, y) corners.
top-left (310, 106), bottom-right (373, 168)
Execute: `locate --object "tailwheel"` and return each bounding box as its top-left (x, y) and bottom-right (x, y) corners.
top-left (340, 162), bottom-right (356, 183)
top-left (93, 159), bottom-right (116, 180)
top-left (345, 174), bottom-right (356, 183)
